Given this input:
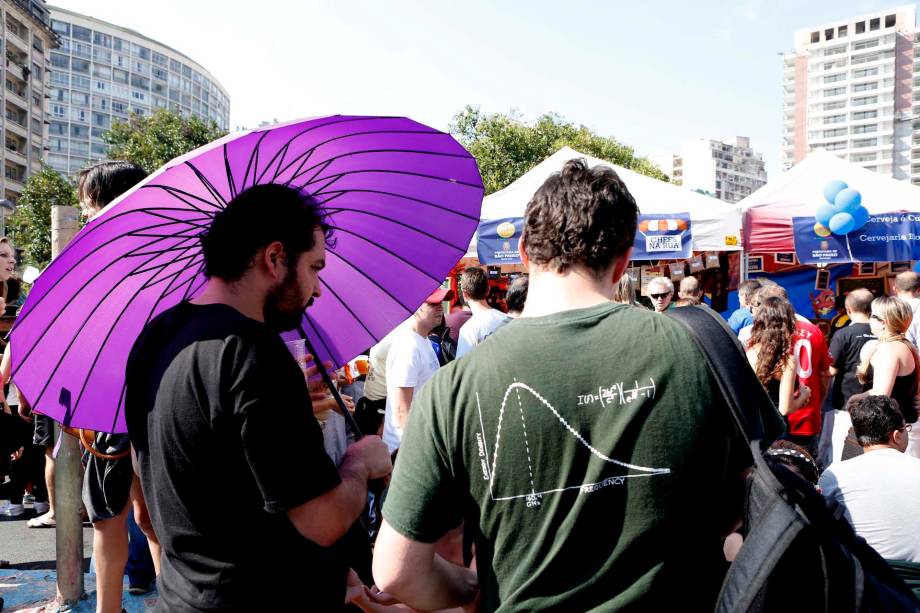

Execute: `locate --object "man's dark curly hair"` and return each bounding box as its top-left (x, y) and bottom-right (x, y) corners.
top-left (522, 158), bottom-right (638, 276)
top-left (200, 184), bottom-right (333, 282)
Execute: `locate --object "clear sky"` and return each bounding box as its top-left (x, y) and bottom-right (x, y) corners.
top-left (58, 0), bottom-right (909, 177)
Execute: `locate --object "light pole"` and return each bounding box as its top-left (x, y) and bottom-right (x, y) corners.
top-left (0, 199), bottom-right (13, 237)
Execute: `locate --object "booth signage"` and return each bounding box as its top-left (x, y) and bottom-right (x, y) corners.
top-left (476, 217), bottom-right (524, 265)
top-left (632, 213), bottom-right (692, 260)
top-left (792, 213), bottom-right (920, 264)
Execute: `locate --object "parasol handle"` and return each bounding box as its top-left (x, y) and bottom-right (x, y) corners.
top-left (301, 335), bottom-right (364, 440)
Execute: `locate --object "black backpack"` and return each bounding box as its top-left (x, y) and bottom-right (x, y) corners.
top-left (668, 305), bottom-right (920, 612)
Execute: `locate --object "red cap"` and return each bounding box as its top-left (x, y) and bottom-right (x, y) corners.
top-left (425, 287), bottom-right (455, 304)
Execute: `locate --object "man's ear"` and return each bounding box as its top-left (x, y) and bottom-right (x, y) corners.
top-left (610, 247), bottom-right (633, 286)
top-left (519, 230), bottom-right (530, 270)
top-left (261, 241), bottom-right (286, 279)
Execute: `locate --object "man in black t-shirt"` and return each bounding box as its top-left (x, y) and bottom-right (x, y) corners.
top-left (126, 184), bottom-right (391, 611)
top-left (819, 288), bottom-right (876, 467)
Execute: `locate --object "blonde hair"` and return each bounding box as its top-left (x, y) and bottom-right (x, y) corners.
top-left (857, 296), bottom-right (916, 384)
top-left (612, 273), bottom-right (635, 305)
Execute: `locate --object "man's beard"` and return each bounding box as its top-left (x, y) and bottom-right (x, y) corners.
top-left (264, 267), bottom-right (309, 332)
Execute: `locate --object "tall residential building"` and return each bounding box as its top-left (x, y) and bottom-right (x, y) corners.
top-left (46, 6), bottom-right (230, 176)
top-left (671, 137), bottom-right (767, 203)
top-left (1, 0), bottom-right (57, 202)
top-left (782, 5), bottom-right (920, 185)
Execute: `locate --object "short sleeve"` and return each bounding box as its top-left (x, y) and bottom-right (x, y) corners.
top-left (388, 338), bottom-right (421, 388)
top-left (829, 331), bottom-right (845, 365)
top-left (455, 324), bottom-right (474, 358)
top-left (382, 373), bottom-right (463, 542)
top-left (230, 334), bottom-right (341, 513)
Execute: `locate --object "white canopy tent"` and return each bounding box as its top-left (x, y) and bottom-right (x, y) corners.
top-left (465, 146), bottom-right (743, 259)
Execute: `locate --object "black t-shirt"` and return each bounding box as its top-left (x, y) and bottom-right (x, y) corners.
top-left (829, 322), bottom-right (875, 409)
top-left (126, 302), bottom-right (344, 611)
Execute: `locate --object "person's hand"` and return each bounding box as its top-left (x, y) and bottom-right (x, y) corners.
top-left (797, 385), bottom-right (812, 402)
top-left (16, 403), bottom-right (31, 423)
top-left (347, 435), bottom-right (392, 480)
top-left (0, 297), bottom-right (8, 315)
top-left (10, 446), bottom-right (23, 461)
top-left (1, 402), bottom-right (10, 416)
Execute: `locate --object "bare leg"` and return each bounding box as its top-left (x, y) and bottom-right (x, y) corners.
top-left (93, 503), bottom-right (130, 613)
top-left (43, 446), bottom-right (55, 517)
top-left (130, 475), bottom-right (160, 576)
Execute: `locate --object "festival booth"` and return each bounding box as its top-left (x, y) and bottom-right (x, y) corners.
top-left (459, 146), bottom-right (744, 310)
top-left (740, 149), bottom-right (920, 327)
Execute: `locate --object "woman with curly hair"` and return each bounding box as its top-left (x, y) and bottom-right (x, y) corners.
top-left (745, 296), bottom-right (812, 417)
top-left (854, 295), bottom-right (920, 458)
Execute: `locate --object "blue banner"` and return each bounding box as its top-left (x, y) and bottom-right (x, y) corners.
top-left (793, 213), bottom-right (920, 264)
top-left (632, 213), bottom-right (692, 260)
top-left (476, 217), bottom-right (524, 265)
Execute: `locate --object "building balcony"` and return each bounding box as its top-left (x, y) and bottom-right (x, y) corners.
top-left (4, 88), bottom-right (27, 110)
top-left (4, 28), bottom-right (28, 54)
top-left (4, 117), bottom-right (26, 138)
top-left (4, 146), bottom-right (27, 166)
top-left (3, 177), bottom-right (23, 194)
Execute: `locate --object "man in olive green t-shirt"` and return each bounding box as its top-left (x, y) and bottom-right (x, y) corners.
top-left (373, 159), bottom-right (751, 611)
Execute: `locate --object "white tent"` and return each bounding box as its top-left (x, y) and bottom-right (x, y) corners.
top-left (740, 149), bottom-right (920, 253)
top-left (465, 146), bottom-right (743, 259)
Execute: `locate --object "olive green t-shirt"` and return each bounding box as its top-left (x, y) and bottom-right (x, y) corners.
top-left (383, 303), bottom-right (750, 612)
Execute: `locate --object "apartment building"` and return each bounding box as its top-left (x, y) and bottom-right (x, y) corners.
top-left (46, 6), bottom-right (229, 177)
top-left (671, 136), bottom-right (767, 203)
top-left (1, 0), bottom-right (57, 202)
top-left (782, 5), bottom-right (920, 185)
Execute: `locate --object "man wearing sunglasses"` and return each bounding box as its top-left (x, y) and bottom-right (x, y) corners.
top-left (647, 277), bottom-right (675, 312)
top-left (818, 395), bottom-right (920, 563)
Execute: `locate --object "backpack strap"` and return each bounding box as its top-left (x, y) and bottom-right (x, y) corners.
top-left (666, 306), bottom-right (784, 447)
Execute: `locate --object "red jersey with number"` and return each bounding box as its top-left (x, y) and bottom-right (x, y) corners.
top-left (788, 317), bottom-right (832, 436)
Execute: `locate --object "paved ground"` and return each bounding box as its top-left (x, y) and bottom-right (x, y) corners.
top-left (0, 570), bottom-right (157, 612)
top-left (0, 507), bottom-right (93, 571)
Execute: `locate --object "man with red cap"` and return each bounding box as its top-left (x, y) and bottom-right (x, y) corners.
top-left (382, 286), bottom-right (454, 455)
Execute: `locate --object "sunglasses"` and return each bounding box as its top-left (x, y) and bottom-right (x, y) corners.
top-left (650, 292), bottom-right (670, 300)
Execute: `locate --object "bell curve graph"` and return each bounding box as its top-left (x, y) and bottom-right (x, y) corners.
top-left (474, 379), bottom-right (671, 508)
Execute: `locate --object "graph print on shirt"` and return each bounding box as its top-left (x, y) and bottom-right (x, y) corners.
top-left (475, 379), bottom-right (671, 509)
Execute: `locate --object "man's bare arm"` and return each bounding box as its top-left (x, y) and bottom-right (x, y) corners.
top-left (393, 386), bottom-right (414, 429)
top-left (373, 520), bottom-right (478, 611)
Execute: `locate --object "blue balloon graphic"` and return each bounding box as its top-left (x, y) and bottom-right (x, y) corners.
top-left (829, 212), bottom-right (855, 235)
top-left (816, 203), bottom-right (836, 227)
top-left (850, 206), bottom-right (869, 231)
top-left (824, 180), bottom-right (848, 204)
top-left (834, 188), bottom-right (862, 214)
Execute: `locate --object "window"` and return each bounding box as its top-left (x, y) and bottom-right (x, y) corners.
top-left (885, 14), bottom-right (895, 28)
top-left (853, 81), bottom-right (878, 92)
top-left (131, 90), bottom-right (146, 102)
top-left (152, 67), bottom-right (167, 81)
top-left (811, 31), bottom-right (820, 43)
top-left (70, 141), bottom-right (89, 156)
top-left (825, 28), bottom-right (834, 40)
top-left (51, 53), bottom-right (69, 69)
top-left (152, 52), bottom-right (167, 67)
top-left (111, 84), bottom-right (129, 100)
top-left (72, 59), bottom-right (90, 74)
top-left (50, 137), bottom-right (66, 153)
top-left (32, 62), bottom-right (42, 80)
top-left (824, 86), bottom-right (846, 97)
top-left (853, 67), bottom-right (878, 78)
top-left (838, 25), bottom-right (847, 37)
top-left (31, 94), bottom-right (40, 108)
top-left (71, 91), bottom-right (90, 106)
top-left (135, 61), bottom-right (148, 74)
top-left (51, 71), bottom-right (69, 85)
top-left (825, 45), bottom-right (847, 56)
top-left (51, 19), bottom-right (70, 37)
top-left (92, 112), bottom-right (109, 128)
top-left (92, 65), bottom-right (112, 79)
top-left (824, 100), bottom-right (846, 110)
top-left (852, 137), bottom-right (878, 148)
top-left (824, 73), bottom-right (846, 83)
top-left (32, 36), bottom-right (43, 54)
top-left (824, 114), bottom-right (846, 124)
top-left (169, 58), bottom-right (181, 72)
top-left (870, 17), bottom-right (880, 31)
top-left (91, 142), bottom-right (107, 157)
top-left (93, 48), bottom-right (112, 64)
top-left (113, 69), bottom-right (128, 84)
top-left (851, 152), bottom-right (877, 162)
top-left (113, 53), bottom-right (128, 68)
top-left (825, 141), bottom-right (847, 151)
top-left (113, 37), bottom-right (125, 51)
top-left (73, 41), bottom-right (92, 58)
top-left (853, 110), bottom-right (878, 120)
top-left (70, 124), bottom-right (89, 139)
top-left (854, 38), bottom-right (879, 50)
top-left (823, 128), bottom-right (847, 137)
top-left (852, 124), bottom-right (877, 134)
top-left (856, 21), bottom-right (866, 34)
top-left (71, 25), bottom-right (91, 42)
top-left (112, 101), bottom-right (127, 114)
top-left (131, 75), bottom-right (149, 89)
top-left (93, 80), bottom-right (109, 93)
top-left (93, 32), bottom-right (112, 47)
top-left (50, 103), bottom-right (66, 118)
top-left (92, 96), bottom-right (108, 111)
top-left (70, 108), bottom-right (87, 123)
top-left (181, 65), bottom-right (192, 78)
top-left (152, 81), bottom-right (166, 95)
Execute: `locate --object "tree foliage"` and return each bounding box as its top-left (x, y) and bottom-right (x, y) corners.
top-left (450, 106), bottom-right (669, 195)
top-left (103, 108), bottom-right (227, 174)
top-left (6, 165), bottom-right (78, 268)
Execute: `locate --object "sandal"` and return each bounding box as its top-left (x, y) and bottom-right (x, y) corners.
top-left (26, 513), bottom-right (56, 528)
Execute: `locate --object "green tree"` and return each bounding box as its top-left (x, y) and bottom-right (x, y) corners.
top-left (6, 165), bottom-right (78, 268)
top-left (450, 106), bottom-right (669, 194)
top-left (103, 108), bottom-right (227, 174)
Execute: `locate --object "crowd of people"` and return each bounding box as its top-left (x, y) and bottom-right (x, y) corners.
top-left (0, 156), bottom-right (918, 611)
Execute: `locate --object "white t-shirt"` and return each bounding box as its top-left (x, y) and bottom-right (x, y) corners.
top-left (902, 296), bottom-right (920, 348)
top-left (456, 309), bottom-right (511, 358)
top-left (364, 322), bottom-right (407, 402)
top-left (818, 448), bottom-right (920, 563)
top-left (382, 328), bottom-right (440, 453)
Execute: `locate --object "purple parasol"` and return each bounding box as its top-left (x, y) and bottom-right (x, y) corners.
top-left (10, 115), bottom-right (483, 433)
